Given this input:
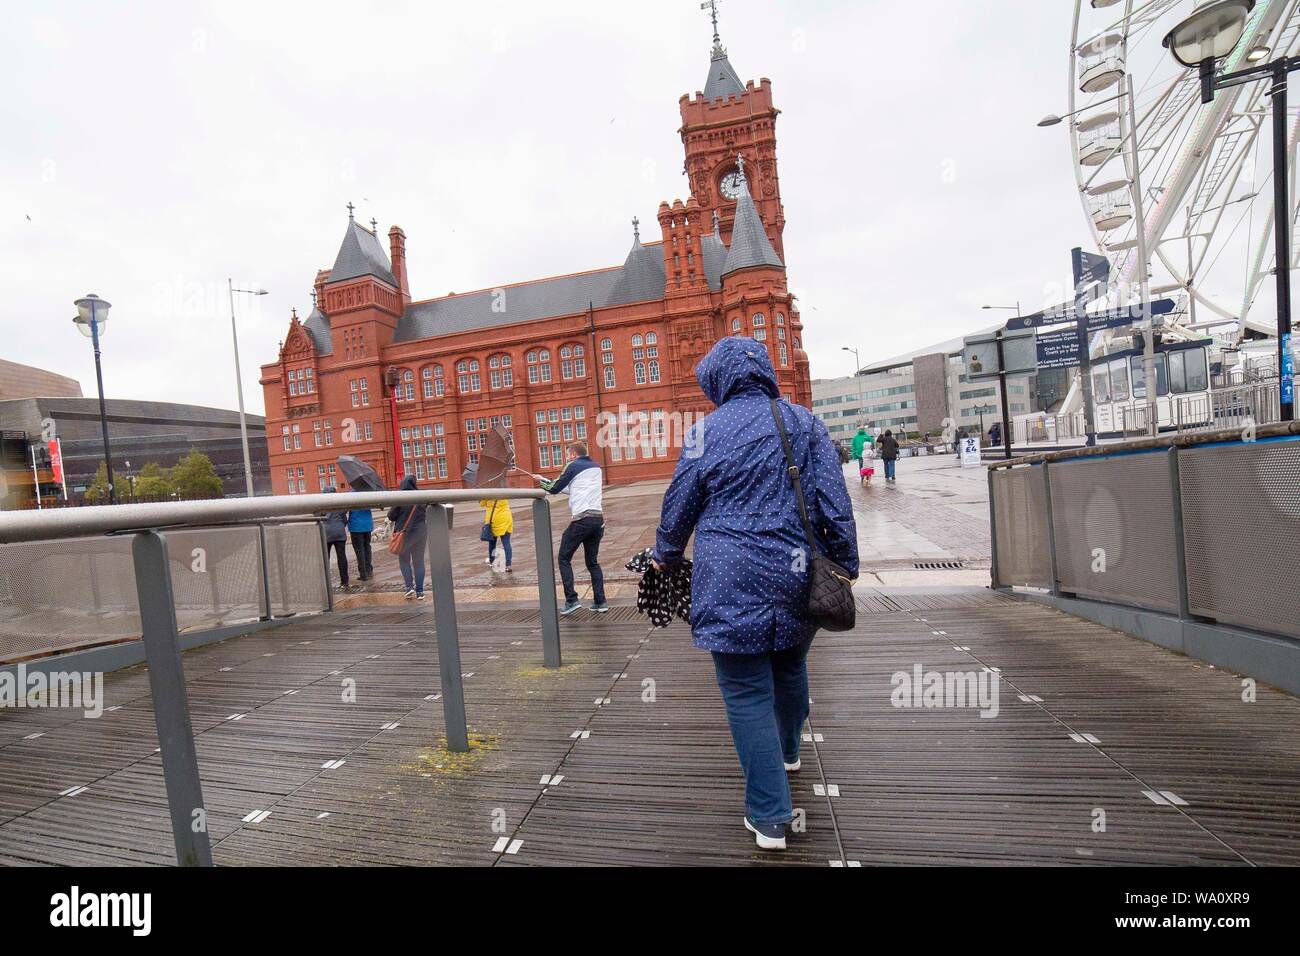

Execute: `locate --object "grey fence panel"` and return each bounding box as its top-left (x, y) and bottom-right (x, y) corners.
top-left (1048, 451), bottom-right (1180, 613)
top-left (0, 536), bottom-right (140, 662)
top-left (266, 522), bottom-right (329, 616)
top-left (1178, 439), bottom-right (1300, 638)
top-left (990, 466), bottom-right (1053, 589)
top-left (165, 527), bottom-right (264, 632)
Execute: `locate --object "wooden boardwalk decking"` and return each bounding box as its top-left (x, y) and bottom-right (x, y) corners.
top-left (1, 587), bottom-right (1298, 866)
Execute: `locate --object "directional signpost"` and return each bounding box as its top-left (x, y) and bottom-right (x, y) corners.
top-left (962, 326), bottom-right (1036, 459)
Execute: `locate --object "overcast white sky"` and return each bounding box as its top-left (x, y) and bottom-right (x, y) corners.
top-left (2, 0), bottom-right (1088, 416)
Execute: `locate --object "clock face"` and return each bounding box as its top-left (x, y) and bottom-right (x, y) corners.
top-left (720, 169), bottom-right (745, 200)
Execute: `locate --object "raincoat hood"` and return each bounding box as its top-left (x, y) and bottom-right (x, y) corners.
top-left (695, 336), bottom-right (779, 407)
top-left (399, 474), bottom-right (418, 491)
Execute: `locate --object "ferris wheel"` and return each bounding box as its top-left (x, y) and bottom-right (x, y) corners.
top-left (1068, 0), bottom-right (1300, 342)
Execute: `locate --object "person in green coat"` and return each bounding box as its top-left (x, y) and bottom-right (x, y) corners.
top-left (850, 425), bottom-right (873, 472)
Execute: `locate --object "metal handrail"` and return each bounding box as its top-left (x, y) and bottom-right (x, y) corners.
top-left (988, 420), bottom-right (1300, 469)
top-left (0, 488), bottom-right (546, 543)
top-left (0, 487), bottom-right (560, 867)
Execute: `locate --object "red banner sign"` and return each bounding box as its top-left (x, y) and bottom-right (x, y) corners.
top-left (48, 437), bottom-right (65, 488)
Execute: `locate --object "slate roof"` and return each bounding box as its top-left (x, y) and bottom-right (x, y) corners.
top-left (700, 226), bottom-right (726, 291)
top-left (303, 306), bottom-right (333, 355)
top-left (704, 43), bottom-right (745, 100)
top-left (721, 185), bottom-right (783, 277)
top-left (607, 236), bottom-right (667, 306)
top-left (331, 219), bottom-right (397, 286)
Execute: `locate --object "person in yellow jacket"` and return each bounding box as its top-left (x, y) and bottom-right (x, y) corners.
top-left (479, 498), bottom-right (514, 572)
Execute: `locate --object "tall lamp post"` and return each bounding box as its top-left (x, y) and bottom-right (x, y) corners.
top-left (1163, 0), bottom-right (1294, 421)
top-left (228, 280), bottom-right (268, 497)
top-left (981, 303), bottom-right (1020, 458)
top-left (73, 294), bottom-right (116, 504)
top-left (385, 366), bottom-right (404, 485)
top-left (841, 346), bottom-right (866, 425)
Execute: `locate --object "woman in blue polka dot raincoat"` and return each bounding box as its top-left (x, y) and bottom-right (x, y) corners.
top-left (654, 336), bottom-right (858, 850)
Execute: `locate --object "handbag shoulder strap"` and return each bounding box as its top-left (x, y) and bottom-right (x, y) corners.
top-left (488, 500), bottom-right (498, 523)
top-left (396, 503), bottom-right (416, 535)
top-left (769, 399), bottom-right (819, 554)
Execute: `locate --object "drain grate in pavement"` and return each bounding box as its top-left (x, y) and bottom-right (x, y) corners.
top-left (913, 560), bottom-right (965, 570)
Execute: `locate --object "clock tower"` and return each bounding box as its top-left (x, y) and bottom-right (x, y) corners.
top-left (678, 11), bottom-right (785, 261)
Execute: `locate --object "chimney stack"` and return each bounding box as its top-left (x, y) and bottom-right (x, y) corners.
top-left (389, 225), bottom-right (410, 304)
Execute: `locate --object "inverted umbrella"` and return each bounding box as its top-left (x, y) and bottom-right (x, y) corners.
top-left (470, 424), bottom-right (516, 488)
top-left (337, 455), bottom-right (385, 492)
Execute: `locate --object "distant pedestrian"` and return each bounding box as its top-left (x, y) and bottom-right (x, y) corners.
top-left (347, 503), bottom-right (374, 582)
top-left (322, 487), bottom-right (349, 589)
top-left (540, 441), bottom-right (607, 615)
top-left (850, 424), bottom-right (873, 472)
top-left (955, 427), bottom-right (967, 457)
top-left (654, 337), bottom-right (858, 852)
top-left (988, 422), bottom-right (1002, 447)
top-left (876, 429), bottom-right (900, 482)
top-left (479, 497), bottom-right (514, 572)
top-left (386, 473), bottom-right (427, 601)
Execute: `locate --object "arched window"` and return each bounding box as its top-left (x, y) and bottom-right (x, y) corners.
top-left (401, 368), bottom-right (415, 401)
top-left (457, 359), bottom-right (481, 393)
top-left (600, 337), bottom-right (612, 351)
top-left (631, 333), bottom-right (643, 347)
top-left (731, 316), bottom-right (741, 333)
top-left (779, 343), bottom-right (789, 366)
top-left (648, 360), bottom-right (660, 383)
top-left (776, 313), bottom-right (785, 326)
top-left (489, 353), bottom-right (513, 389)
top-left (559, 346), bottom-right (571, 358)
top-left (646, 332), bottom-right (657, 345)
top-left (635, 362), bottom-right (647, 385)
top-left (604, 365), bottom-right (616, 388)
top-left (433, 364), bottom-right (445, 397)
top-left (561, 343), bottom-right (582, 380)
top-left (572, 343), bottom-right (586, 378)
top-left (422, 366), bottom-right (434, 398)
top-left (752, 313), bottom-right (766, 327)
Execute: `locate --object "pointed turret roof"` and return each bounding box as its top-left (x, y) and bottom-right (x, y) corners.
top-left (330, 215), bottom-right (397, 286)
top-left (722, 170), bottom-right (783, 278)
top-left (608, 221), bottom-right (666, 305)
top-left (704, 39), bottom-right (745, 99)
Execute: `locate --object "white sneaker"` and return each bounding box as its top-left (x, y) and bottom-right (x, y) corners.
top-left (784, 759), bottom-right (801, 772)
top-left (743, 816), bottom-right (787, 851)
top-left (404, 589), bottom-right (416, 600)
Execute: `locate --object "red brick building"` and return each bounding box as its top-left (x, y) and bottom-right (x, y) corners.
top-left (259, 27), bottom-right (809, 494)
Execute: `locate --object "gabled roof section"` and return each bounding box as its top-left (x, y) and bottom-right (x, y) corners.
top-left (700, 220), bottom-right (727, 291)
top-left (704, 40), bottom-right (745, 100)
top-left (330, 218), bottom-right (397, 286)
top-left (303, 306), bottom-right (333, 356)
top-left (722, 185), bottom-right (783, 278)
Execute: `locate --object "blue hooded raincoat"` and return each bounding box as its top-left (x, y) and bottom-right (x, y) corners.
top-left (654, 337), bottom-right (859, 654)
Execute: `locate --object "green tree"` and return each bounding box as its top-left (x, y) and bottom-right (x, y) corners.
top-left (133, 462), bottom-right (174, 498)
top-left (170, 451), bottom-right (224, 498)
top-left (85, 461), bottom-right (111, 501)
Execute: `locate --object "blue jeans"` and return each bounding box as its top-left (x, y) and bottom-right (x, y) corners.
top-left (399, 527), bottom-right (427, 595)
top-left (488, 532), bottom-right (512, 567)
top-left (710, 638), bottom-right (813, 826)
top-left (884, 458), bottom-right (896, 480)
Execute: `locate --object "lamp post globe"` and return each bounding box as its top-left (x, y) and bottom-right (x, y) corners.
top-left (73, 294), bottom-right (111, 337)
top-left (1162, 0), bottom-right (1255, 67)
top-left (73, 293), bottom-right (117, 504)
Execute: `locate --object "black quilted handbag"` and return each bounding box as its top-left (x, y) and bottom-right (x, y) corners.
top-left (770, 399), bottom-right (856, 632)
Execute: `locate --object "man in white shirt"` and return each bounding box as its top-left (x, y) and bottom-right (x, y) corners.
top-left (540, 441), bottom-right (608, 615)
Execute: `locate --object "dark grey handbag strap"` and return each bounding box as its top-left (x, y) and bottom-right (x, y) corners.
top-left (769, 399), bottom-right (820, 555)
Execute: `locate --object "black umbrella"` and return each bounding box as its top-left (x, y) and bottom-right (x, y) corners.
top-left (337, 455), bottom-right (385, 492)
top-left (466, 424), bottom-right (516, 488)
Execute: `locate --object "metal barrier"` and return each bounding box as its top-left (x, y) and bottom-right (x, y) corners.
top-left (0, 488), bottom-right (560, 867)
top-left (0, 522), bottom-right (328, 663)
top-left (989, 422), bottom-right (1300, 640)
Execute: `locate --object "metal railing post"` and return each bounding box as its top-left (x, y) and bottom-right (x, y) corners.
top-left (131, 530), bottom-right (213, 867)
top-left (316, 521), bottom-right (333, 613)
top-left (986, 467), bottom-right (1001, 589)
top-left (1167, 447), bottom-right (1192, 620)
top-left (425, 504), bottom-right (469, 752)
top-left (531, 497), bottom-right (562, 668)
top-left (1041, 462), bottom-right (1062, 598)
top-left (256, 525), bottom-right (273, 620)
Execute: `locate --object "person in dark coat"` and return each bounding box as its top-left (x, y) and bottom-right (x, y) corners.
top-left (321, 487), bottom-right (349, 589)
top-left (653, 336), bottom-right (858, 851)
top-left (876, 429), bottom-right (900, 482)
top-left (386, 473), bottom-right (427, 600)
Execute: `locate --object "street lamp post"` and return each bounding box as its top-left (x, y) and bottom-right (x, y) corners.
top-left (981, 303), bottom-right (1020, 458)
top-left (1164, 0), bottom-right (1294, 420)
top-left (228, 280), bottom-right (269, 497)
top-left (841, 346), bottom-right (866, 425)
top-left (73, 294), bottom-right (116, 504)
top-left (385, 366), bottom-right (404, 485)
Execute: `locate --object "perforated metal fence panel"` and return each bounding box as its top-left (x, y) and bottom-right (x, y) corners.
top-left (1178, 438), bottom-right (1300, 638)
top-left (166, 527), bottom-right (265, 631)
top-left (991, 466), bottom-right (1052, 589)
top-left (266, 522), bottom-right (329, 616)
top-left (1048, 451), bottom-right (1180, 613)
top-left (0, 535), bottom-right (140, 662)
